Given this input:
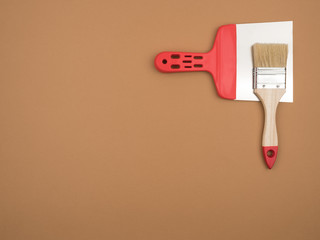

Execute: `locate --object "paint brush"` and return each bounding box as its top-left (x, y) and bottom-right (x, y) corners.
top-left (252, 43), bottom-right (288, 169)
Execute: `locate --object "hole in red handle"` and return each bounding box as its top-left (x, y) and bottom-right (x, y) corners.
top-left (267, 150), bottom-right (275, 157)
top-left (171, 54), bottom-right (180, 59)
top-left (162, 59), bottom-right (167, 64)
top-left (171, 64), bottom-right (180, 69)
top-left (194, 56), bottom-right (203, 59)
top-left (194, 64), bottom-right (203, 68)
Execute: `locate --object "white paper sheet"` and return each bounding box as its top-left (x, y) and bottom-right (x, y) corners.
top-left (236, 21), bottom-right (293, 102)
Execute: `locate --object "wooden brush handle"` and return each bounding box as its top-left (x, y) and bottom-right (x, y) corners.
top-left (254, 89), bottom-right (286, 169)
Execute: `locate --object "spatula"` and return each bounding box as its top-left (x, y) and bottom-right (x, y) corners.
top-left (155, 21), bottom-right (293, 102)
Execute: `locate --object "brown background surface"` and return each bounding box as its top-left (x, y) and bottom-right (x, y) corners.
top-left (1, 0), bottom-right (320, 239)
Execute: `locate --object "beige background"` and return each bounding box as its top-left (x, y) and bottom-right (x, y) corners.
top-left (1, 0), bottom-right (320, 239)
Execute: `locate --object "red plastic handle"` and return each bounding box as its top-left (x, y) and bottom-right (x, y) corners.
top-left (154, 24), bottom-right (237, 100)
top-left (154, 52), bottom-right (212, 73)
top-left (262, 146), bottom-right (278, 169)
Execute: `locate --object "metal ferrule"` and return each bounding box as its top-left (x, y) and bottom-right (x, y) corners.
top-left (253, 67), bottom-right (286, 89)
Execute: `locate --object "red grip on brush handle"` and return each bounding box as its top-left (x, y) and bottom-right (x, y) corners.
top-left (262, 146), bottom-right (278, 169)
top-left (154, 52), bottom-right (211, 73)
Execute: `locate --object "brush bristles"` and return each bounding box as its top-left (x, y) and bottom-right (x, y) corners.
top-left (253, 44), bottom-right (288, 68)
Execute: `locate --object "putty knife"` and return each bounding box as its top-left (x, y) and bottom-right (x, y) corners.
top-left (155, 21), bottom-right (293, 102)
